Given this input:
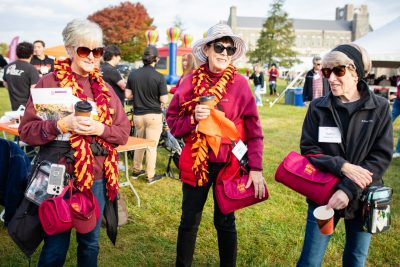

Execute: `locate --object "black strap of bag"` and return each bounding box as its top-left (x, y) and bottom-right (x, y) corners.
top-left (7, 141), bottom-right (71, 259)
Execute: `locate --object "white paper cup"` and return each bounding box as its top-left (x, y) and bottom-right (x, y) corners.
top-left (313, 205), bottom-right (334, 235)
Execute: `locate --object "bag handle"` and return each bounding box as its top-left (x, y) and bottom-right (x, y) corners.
top-left (57, 180), bottom-right (73, 199)
top-left (218, 152), bottom-right (249, 183)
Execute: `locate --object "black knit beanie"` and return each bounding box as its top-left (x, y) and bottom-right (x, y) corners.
top-left (332, 44), bottom-right (364, 80)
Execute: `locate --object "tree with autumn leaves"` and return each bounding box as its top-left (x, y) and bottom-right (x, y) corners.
top-left (88, 1), bottom-right (155, 62)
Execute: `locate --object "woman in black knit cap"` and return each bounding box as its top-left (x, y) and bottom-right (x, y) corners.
top-left (297, 43), bottom-right (393, 267)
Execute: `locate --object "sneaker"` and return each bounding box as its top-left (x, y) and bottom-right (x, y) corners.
top-left (132, 170), bottom-right (145, 179)
top-left (393, 152), bottom-right (400, 158)
top-left (148, 174), bottom-right (164, 185)
top-left (0, 209), bottom-right (4, 223)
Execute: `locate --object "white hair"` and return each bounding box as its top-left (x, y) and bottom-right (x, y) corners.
top-left (312, 55), bottom-right (321, 64)
top-left (62, 19), bottom-right (103, 48)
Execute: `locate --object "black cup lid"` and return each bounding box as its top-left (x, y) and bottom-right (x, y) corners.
top-left (74, 101), bottom-right (92, 112)
top-left (199, 95), bottom-right (215, 103)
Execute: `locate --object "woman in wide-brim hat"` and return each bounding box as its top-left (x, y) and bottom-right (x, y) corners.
top-left (167, 23), bottom-right (265, 266)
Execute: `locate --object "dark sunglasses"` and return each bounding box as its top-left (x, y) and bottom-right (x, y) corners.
top-left (76, 46), bottom-right (104, 58)
top-left (213, 43), bottom-right (237, 56)
top-left (321, 65), bottom-right (348, 79)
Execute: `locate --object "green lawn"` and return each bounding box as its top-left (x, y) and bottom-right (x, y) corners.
top-left (0, 84), bottom-right (399, 266)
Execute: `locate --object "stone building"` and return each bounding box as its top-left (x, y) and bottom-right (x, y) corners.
top-left (227, 4), bottom-right (371, 67)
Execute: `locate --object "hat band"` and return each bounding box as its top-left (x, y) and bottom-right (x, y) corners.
top-left (332, 45), bottom-right (364, 79)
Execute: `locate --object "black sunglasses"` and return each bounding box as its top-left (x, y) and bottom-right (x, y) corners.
top-left (321, 65), bottom-right (348, 79)
top-left (76, 46), bottom-right (104, 58)
top-left (213, 43), bottom-right (237, 56)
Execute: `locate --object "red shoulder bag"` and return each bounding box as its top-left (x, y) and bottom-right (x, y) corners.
top-left (274, 151), bottom-right (340, 205)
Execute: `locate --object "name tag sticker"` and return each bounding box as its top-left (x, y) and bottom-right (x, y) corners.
top-left (232, 140), bottom-right (248, 161)
top-left (40, 66), bottom-right (49, 74)
top-left (318, 127), bottom-right (342, 143)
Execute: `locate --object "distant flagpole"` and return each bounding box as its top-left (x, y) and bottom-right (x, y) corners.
top-left (8, 36), bottom-right (19, 62)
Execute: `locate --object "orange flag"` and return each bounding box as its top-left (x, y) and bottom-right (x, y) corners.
top-left (197, 108), bottom-right (240, 157)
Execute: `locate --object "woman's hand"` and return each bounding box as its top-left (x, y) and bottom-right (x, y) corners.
top-left (245, 170), bottom-right (266, 199)
top-left (327, 190), bottom-right (349, 210)
top-left (57, 114), bottom-right (80, 132)
top-left (74, 117), bottom-right (105, 136)
top-left (194, 104), bottom-right (210, 121)
top-left (341, 162), bottom-right (373, 189)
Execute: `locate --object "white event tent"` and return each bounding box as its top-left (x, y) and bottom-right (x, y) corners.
top-left (354, 16), bottom-right (400, 68)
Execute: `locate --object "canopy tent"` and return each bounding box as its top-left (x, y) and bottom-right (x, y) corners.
top-left (44, 45), bottom-right (68, 58)
top-left (354, 16), bottom-right (400, 68)
top-left (271, 17), bottom-right (400, 108)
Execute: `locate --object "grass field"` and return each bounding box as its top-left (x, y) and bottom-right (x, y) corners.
top-left (0, 83), bottom-right (399, 266)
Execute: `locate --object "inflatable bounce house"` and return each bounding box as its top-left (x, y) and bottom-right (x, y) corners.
top-left (145, 28), bottom-right (193, 85)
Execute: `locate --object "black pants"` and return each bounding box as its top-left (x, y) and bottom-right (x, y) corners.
top-left (269, 81), bottom-right (277, 95)
top-left (176, 163), bottom-right (237, 267)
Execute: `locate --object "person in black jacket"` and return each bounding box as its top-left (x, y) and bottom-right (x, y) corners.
top-left (30, 40), bottom-right (54, 76)
top-left (249, 64), bottom-right (264, 106)
top-left (101, 45), bottom-right (126, 105)
top-left (302, 55), bottom-right (330, 104)
top-left (0, 138), bottom-right (31, 225)
top-left (297, 44), bottom-right (393, 267)
top-left (0, 54), bottom-right (7, 68)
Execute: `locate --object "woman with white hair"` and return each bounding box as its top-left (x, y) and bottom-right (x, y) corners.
top-left (166, 23), bottom-right (265, 266)
top-left (19, 19), bottom-right (130, 266)
top-left (297, 44), bottom-right (393, 267)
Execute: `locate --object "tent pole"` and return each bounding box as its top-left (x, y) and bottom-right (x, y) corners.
top-left (269, 70), bottom-right (306, 108)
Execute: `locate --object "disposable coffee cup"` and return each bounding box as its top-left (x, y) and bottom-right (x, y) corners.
top-left (74, 101), bottom-right (92, 117)
top-left (313, 205), bottom-right (334, 235)
top-left (199, 95), bottom-right (215, 108)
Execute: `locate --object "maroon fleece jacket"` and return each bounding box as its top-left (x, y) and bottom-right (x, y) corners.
top-left (166, 65), bottom-right (264, 171)
top-left (19, 72), bottom-right (131, 180)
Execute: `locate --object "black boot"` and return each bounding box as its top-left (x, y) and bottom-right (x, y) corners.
top-left (217, 229), bottom-right (237, 267)
top-left (176, 228), bottom-right (198, 267)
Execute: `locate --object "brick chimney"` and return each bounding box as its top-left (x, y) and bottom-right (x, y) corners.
top-left (228, 6), bottom-right (237, 31)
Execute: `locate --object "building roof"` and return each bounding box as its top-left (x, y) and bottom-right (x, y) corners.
top-left (236, 16), bottom-right (352, 32)
top-left (236, 16), bottom-right (265, 28)
top-left (292, 19), bottom-right (352, 31)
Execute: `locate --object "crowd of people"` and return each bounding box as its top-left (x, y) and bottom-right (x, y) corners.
top-left (0, 18), bottom-right (398, 267)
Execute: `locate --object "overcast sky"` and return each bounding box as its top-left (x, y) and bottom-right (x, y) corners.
top-left (0, 0), bottom-right (399, 48)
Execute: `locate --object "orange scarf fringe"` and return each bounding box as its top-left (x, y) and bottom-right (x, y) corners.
top-left (54, 58), bottom-right (119, 200)
top-left (180, 64), bottom-right (236, 186)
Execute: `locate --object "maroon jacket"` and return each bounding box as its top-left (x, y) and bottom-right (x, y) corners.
top-left (166, 65), bottom-right (264, 185)
top-left (268, 68), bottom-right (279, 82)
top-left (397, 76), bottom-right (400, 99)
top-left (19, 72), bottom-right (131, 180)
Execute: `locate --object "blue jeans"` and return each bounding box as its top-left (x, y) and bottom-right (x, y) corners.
top-left (38, 179), bottom-right (106, 267)
top-left (297, 203), bottom-right (372, 267)
top-left (392, 98), bottom-right (400, 153)
top-left (254, 84), bottom-right (263, 105)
